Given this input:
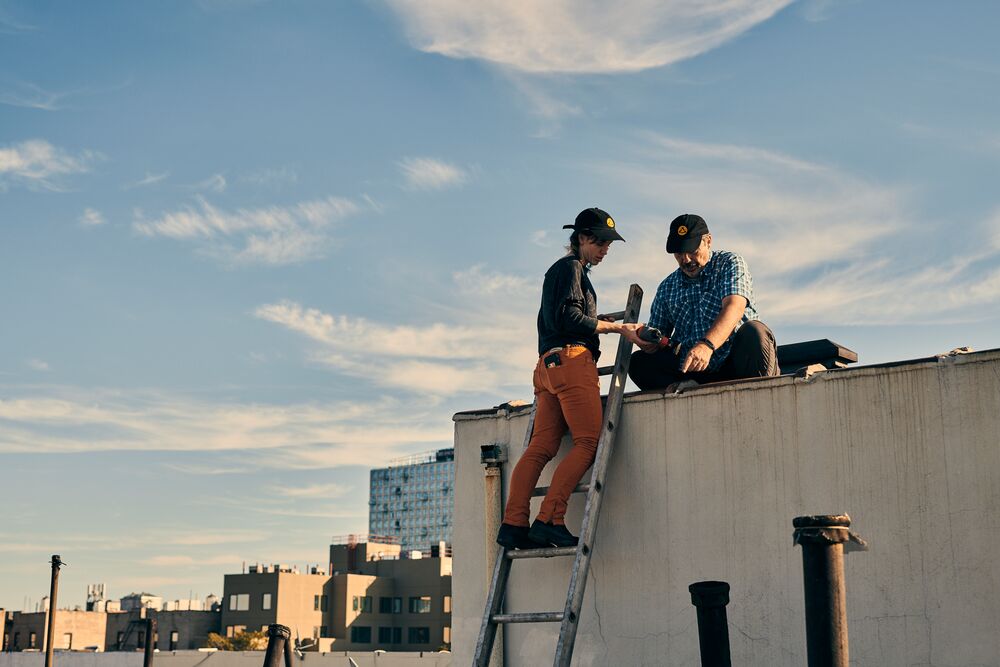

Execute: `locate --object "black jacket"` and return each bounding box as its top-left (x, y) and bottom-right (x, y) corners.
top-left (536, 255), bottom-right (599, 359)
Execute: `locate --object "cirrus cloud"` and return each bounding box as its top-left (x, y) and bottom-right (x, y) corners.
top-left (398, 156), bottom-right (469, 191)
top-left (0, 139), bottom-right (101, 191)
top-left (133, 195), bottom-right (360, 266)
top-left (384, 0), bottom-right (793, 74)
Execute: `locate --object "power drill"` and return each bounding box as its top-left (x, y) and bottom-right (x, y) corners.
top-left (638, 325), bottom-right (670, 347)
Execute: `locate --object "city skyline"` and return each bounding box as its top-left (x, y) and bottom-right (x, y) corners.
top-left (3, 0), bottom-right (1000, 609)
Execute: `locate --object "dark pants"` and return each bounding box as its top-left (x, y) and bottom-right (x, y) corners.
top-left (629, 320), bottom-right (779, 390)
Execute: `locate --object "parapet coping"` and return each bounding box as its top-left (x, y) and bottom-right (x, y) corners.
top-left (452, 347), bottom-right (1000, 422)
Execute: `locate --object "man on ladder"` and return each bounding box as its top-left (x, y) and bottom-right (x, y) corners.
top-left (496, 207), bottom-right (642, 549)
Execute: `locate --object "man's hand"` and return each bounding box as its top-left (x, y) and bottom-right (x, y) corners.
top-left (681, 342), bottom-right (713, 373)
top-left (619, 322), bottom-right (644, 346)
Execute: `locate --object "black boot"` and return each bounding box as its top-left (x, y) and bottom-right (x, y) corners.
top-left (496, 523), bottom-right (539, 550)
top-left (528, 519), bottom-right (579, 547)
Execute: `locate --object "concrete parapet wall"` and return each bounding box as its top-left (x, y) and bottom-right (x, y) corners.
top-left (452, 350), bottom-right (1000, 666)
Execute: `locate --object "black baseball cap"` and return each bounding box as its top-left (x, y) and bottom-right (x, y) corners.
top-left (666, 213), bottom-right (709, 253)
top-left (563, 207), bottom-right (625, 242)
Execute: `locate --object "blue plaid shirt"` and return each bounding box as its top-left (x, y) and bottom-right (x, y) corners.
top-left (648, 250), bottom-right (758, 372)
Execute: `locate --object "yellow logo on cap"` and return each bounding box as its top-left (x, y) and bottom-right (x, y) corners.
top-left (606, 217), bottom-right (615, 228)
top-left (678, 225), bottom-right (689, 236)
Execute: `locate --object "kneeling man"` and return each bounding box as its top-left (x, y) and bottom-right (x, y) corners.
top-left (630, 213), bottom-right (779, 390)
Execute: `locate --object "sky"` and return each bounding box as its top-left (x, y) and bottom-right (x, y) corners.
top-left (2, 0), bottom-right (1000, 610)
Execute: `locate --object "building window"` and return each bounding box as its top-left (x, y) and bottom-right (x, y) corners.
top-left (443, 595), bottom-right (451, 613)
top-left (116, 632), bottom-right (124, 649)
top-left (169, 631), bottom-right (179, 651)
top-left (443, 626), bottom-right (451, 644)
top-left (137, 632), bottom-right (145, 647)
top-left (408, 596), bottom-right (432, 614)
top-left (377, 627), bottom-right (393, 644)
top-left (230, 593), bottom-right (249, 611)
top-left (352, 595), bottom-right (372, 613)
top-left (408, 627), bottom-right (430, 644)
top-left (28, 633), bottom-right (37, 649)
top-left (379, 596), bottom-right (401, 614)
top-left (262, 593), bottom-right (272, 610)
top-left (62, 633), bottom-right (73, 649)
top-left (225, 626), bottom-right (234, 638)
top-left (314, 595), bottom-right (321, 611)
top-left (320, 626), bottom-right (327, 637)
top-left (350, 626), bottom-right (371, 643)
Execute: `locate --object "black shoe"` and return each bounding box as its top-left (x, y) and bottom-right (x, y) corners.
top-left (496, 523), bottom-right (539, 550)
top-left (528, 520), bottom-right (579, 547)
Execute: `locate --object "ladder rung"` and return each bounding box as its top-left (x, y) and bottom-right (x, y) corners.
top-left (492, 612), bottom-right (564, 624)
top-left (597, 365), bottom-right (615, 376)
top-left (506, 546), bottom-right (577, 560)
top-left (532, 483), bottom-right (589, 497)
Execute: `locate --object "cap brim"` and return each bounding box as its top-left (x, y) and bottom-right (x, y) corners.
top-left (590, 227), bottom-right (625, 242)
top-left (666, 235), bottom-right (702, 253)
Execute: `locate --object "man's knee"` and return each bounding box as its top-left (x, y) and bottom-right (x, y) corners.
top-left (735, 319), bottom-right (772, 346)
top-left (732, 320), bottom-right (778, 376)
top-left (628, 352), bottom-right (659, 389)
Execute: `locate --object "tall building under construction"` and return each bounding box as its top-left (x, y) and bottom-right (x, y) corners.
top-left (368, 448), bottom-right (454, 553)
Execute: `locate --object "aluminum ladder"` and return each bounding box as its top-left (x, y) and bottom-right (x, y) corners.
top-left (473, 283), bottom-right (643, 667)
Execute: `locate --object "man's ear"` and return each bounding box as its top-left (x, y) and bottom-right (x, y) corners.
top-left (703, 233), bottom-right (712, 248)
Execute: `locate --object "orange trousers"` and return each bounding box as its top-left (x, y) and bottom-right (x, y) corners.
top-left (503, 345), bottom-right (603, 527)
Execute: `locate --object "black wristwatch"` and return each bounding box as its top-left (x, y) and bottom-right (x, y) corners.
top-left (697, 338), bottom-right (716, 351)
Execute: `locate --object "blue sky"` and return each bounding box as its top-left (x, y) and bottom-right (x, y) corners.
top-left (2, 0), bottom-right (999, 609)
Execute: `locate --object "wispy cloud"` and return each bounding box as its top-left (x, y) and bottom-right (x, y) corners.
top-left (0, 77), bottom-right (134, 110)
top-left (143, 554), bottom-right (242, 567)
top-left (79, 208), bottom-right (106, 227)
top-left (0, 389), bottom-right (451, 468)
top-left (385, 0), bottom-right (793, 74)
top-left (133, 195), bottom-right (360, 266)
top-left (25, 359), bottom-right (50, 372)
top-left (0, 7), bottom-right (35, 34)
top-left (0, 139), bottom-right (101, 191)
top-left (0, 81), bottom-right (65, 110)
top-left (269, 482), bottom-right (351, 499)
top-left (452, 264), bottom-right (533, 295)
top-left (590, 133), bottom-right (1000, 326)
top-left (241, 166), bottom-right (298, 188)
top-left (192, 173), bottom-right (227, 193)
top-left (125, 171), bottom-right (169, 189)
top-left (253, 297), bottom-right (535, 395)
top-left (398, 157), bottom-right (468, 191)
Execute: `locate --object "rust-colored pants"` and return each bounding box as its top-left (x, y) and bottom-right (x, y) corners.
top-left (503, 345), bottom-right (603, 526)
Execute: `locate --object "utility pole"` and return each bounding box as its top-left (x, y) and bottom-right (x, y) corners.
top-left (44, 555), bottom-right (64, 667)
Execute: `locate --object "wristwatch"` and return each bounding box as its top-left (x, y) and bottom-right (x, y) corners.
top-left (697, 338), bottom-right (716, 351)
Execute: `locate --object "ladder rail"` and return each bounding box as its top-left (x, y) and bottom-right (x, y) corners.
top-left (554, 282), bottom-right (643, 667)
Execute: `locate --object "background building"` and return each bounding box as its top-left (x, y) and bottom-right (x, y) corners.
top-left (3, 610), bottom-right (107, 652)
top-left (106, 608), bottom-right (219, 652)
top-left (220, 564), bottom-right (330, 646)
top-left (219, 537), bottom-right (451, 654)
top-left (327, 537), bottom-right (451, 652)
top-left (369, 449), bottom-right (454, 553)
